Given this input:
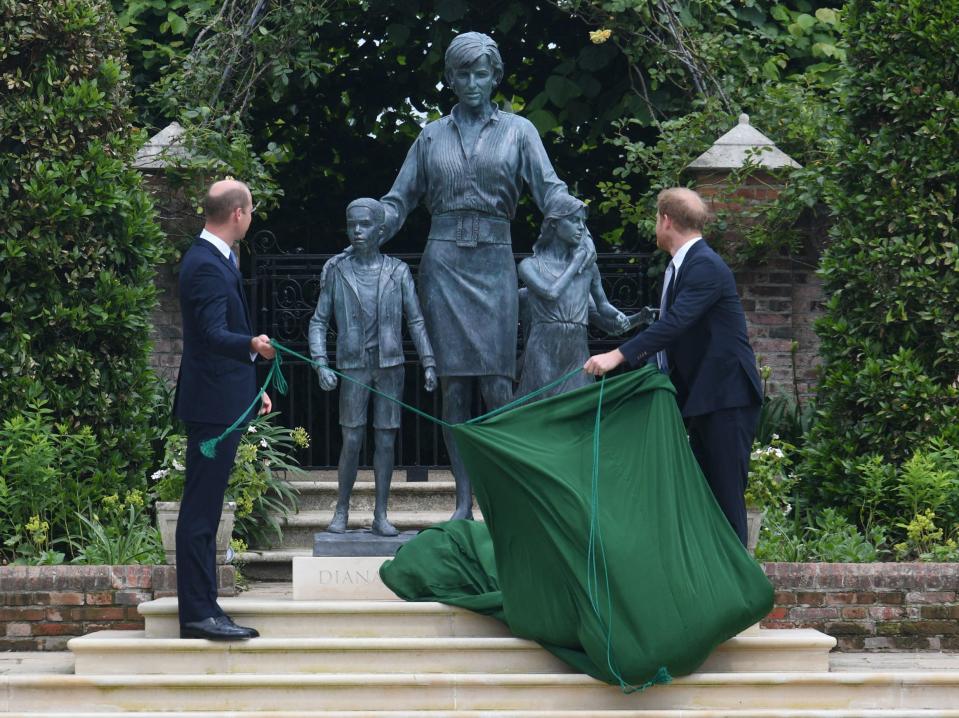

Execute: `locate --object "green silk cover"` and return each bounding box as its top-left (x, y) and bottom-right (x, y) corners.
top-left (380, 365), bottom-right (773, 687)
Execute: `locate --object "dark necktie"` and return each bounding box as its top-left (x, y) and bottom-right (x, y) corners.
top-left (656, 262), bottom-right (674, 372)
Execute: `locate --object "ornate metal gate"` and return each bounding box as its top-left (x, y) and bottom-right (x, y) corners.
top-left (248, 228), bottom-right (653, 469)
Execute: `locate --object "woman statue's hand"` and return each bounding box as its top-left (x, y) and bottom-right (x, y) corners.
top-left (577, 231), bottom-right (598, 273)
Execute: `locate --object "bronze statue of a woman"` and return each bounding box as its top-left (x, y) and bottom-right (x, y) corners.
top-left (379, 32), bottom-right (589, 519)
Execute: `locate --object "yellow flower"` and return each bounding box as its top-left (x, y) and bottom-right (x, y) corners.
top-left (291, 427), bottom-right (310, 449)
top-left (589, 29), bottom-right (612, 44)
top-left (124, 489), bottom-right (145, 509)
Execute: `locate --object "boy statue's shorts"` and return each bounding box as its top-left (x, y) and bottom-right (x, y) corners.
top-left (338, 359), bottom-right (405, 430)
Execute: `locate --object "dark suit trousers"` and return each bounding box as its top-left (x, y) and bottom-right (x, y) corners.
top-left (176, 422), bottom-right (244, 624)
top-left (686, 405), bottom-right (760, 547)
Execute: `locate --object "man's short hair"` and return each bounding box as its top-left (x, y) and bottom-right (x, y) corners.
top-left (346, 197), bottom-right (386, 225)
top-left (657, 187), bottom-right (709, 233)
top-left (203, 185), bottom-right (249, 223)
top-left (444, 32), bottom-right (504, 87)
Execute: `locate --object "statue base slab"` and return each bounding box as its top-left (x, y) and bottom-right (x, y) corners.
top-left (312, 528), bottom-right (418, 557)
top-left (292, 556), bottom-right (396, 600)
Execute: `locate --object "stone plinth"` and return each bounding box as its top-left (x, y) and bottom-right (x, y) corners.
top-left (292, 556), bottom-right (396, 600)
top-left (313, 528), bottom-right (418, 557)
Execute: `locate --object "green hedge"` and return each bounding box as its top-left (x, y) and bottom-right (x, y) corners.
top-left (0, 0), bottom-right (166, 553)
top-left (803, 0), bottom-right (959, 509)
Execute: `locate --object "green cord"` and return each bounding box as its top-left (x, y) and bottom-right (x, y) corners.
top-left (585, 375), bottom-right (672, 693)
top-left (199, 353), bottom-right (289, 459)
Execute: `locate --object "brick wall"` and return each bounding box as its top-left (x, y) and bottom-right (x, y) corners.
top-left (762, 563), bottom-right (959, 651)
top-left (0, 565), bottom-right (234, 651)
top-left (142, 171), bottom-right (199, 387)
top-left (737, 255), bottom-right (822, 399)
top-left (694, 170), bottom-right (824, 399)
top-left (150, 262), bottom-right (182, 386)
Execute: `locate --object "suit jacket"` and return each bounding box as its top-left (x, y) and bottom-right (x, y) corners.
top-left (174, 237), bottom-right (257, 425)
top-left (308, 254), bottom-right (435, 370)
top-left (619, 240), bottom-right (762, 417)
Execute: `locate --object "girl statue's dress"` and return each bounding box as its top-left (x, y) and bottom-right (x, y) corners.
top-left (516, 197), bottom-right (628, 399)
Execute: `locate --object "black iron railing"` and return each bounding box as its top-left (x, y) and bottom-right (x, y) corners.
top-left (248, 229), bottom-right (653, 469)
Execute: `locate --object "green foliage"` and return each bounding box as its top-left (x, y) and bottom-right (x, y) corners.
top-left (893, 510), bottom-right (959, 563)
top-left (0, 1), bottom-right (168, 515)
top-left (569, 0), bottom-right (846, 254)
top-left (746, 435), bottom-right (797, 513)
top-left (70, 490), bottom-right (164, 565)
top-left (802, 0), bottom-right (959, 509)
top-left (852, 438), bottom-right (959, 560)
top-left (0, 403), bottom-right (111, 562)
top-left (759, 435), bottom-right (959, 563)
top-left (151, 413), bottom-right (307, 547)
top-left (756, 507), bottom-right (885, 563)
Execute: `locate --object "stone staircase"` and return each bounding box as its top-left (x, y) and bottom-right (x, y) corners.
top-left (241, 470), bottom-right (474, 580)
top-left (5, 592), bottom-right (959, 715)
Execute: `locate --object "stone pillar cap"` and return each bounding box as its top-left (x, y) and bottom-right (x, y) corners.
top-left (687, 114), bottom-right (801, 171)
top-left (133, 121), bottom-right (190, 170)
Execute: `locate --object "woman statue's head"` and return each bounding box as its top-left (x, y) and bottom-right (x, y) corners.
top-left (444, 32), bottom-right (504, 101)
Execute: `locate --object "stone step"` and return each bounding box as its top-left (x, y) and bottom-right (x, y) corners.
top-left (68, 631), bottom-right (570, 675)
top-left (68, 628), bottom-right (834, 676)
top-left (12, 712), bottom-right (959, 718)
top-left (240, 548), bottom-right (312, 581)
top-left (138, 597), bottom-right (513, 639)
top-left (273, 511), bottom-right (482, 549)
top-left (6, 671), bottom-right (959, 712)
top-left (297, 469), bottom-right (455, 484)
top-left (288, 481), bottom-right (473, 513)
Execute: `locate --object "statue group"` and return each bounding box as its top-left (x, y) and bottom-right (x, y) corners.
top-left (308, 32), bottom-right (635, 535)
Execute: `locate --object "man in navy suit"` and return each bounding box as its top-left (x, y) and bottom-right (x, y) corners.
top-left (584, 187), bottom-right (762, 546)
top-left (174, 179), bottom-right (275, 640)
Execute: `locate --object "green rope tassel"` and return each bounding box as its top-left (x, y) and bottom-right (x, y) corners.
top-left (199, 353), bottom-right (288, 459)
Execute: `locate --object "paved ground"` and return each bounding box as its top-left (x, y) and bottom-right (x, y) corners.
top-left (4, 650), bottom-right (959, 675)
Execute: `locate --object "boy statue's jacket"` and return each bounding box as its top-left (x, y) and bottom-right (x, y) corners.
top-left (308, 254), bottom-right (435, 370)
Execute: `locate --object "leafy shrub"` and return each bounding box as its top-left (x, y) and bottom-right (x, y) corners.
top-left (802, 0), bottom-right (959, 507)
top-left (0, 0), bottom-right (167, 522)
top-left (0, 403), bottom-right (109, 562)
top-left (852, 437), bottom-right (959, 561)
top-left (757, 508), bottom-right (885, 563)
top-left (70, 490), bottom-right (164, 565)
top-left (746, 435), bottom-right (797, 514)
top-left (151, 413), bottom-right (307, 547)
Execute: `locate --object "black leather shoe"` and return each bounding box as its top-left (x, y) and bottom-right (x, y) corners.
top-left (216, 614), bottom-right (259, 638)
top-left (180, 616), bottom-right (252, 641)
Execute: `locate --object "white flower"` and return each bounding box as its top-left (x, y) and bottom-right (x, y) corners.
top-left (263, 460), bottom-right (271, 467)
top-left (247, 425), bottom-right (257, 433)
top-left (772, 433), bottom-right (780, 441)
top-left (771, 448), bottom-right (784, 459)
top-left (172, 460), bottom-right (185, 471)
top-left (151, 469), bottom-right (169, 480)
top-left (784, 502), bottom-right (792, 516)
top-left (260, 439), bottom-right (268, 448)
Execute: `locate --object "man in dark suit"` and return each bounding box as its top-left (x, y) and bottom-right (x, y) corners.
top-left (174, 179), bottom-right (275, 639)
top-left (584, 187), bottom-right (762, 546)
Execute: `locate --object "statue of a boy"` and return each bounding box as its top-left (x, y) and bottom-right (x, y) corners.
top-left (308, 198), bottom-right (437, 537)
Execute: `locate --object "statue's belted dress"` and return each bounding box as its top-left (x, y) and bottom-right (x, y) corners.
top-left (380, 104), bottom-right (570, 379)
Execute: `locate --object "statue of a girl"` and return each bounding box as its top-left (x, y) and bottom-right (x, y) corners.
top-left (517, 196), bottom-right (629, 400)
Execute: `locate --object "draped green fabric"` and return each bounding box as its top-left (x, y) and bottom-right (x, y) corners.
top-left (380, 365), bottom-right (773, 688)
